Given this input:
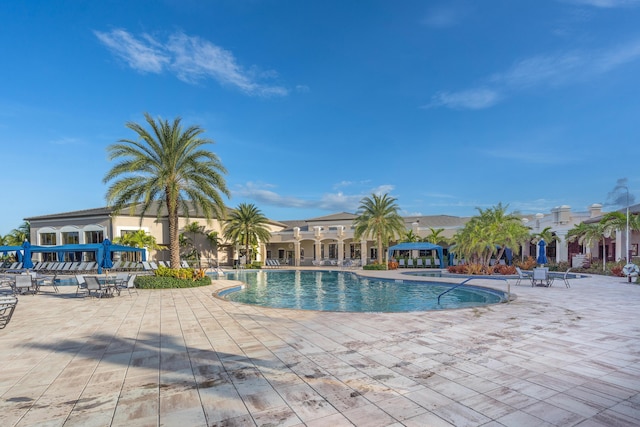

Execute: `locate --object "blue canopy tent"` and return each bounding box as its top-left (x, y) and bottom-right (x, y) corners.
top-left (28, 243), bottom-right (146, 273)
top-left (387, 242), bottom-right (444, 268)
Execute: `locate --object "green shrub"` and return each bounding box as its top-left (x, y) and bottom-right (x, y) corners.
top-left (363, 263), bottom-right (387, 270)
top-left (135, 275), bottom-right (211, 289)
top-left (155, 265), bottom-right (196, 279)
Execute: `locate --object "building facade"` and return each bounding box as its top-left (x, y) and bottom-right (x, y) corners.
top-left (25, 202), bottom-right (637, 267)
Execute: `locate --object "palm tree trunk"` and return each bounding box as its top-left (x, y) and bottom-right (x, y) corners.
top-left (167, 194), bottom-right (180, 269)
top-left (602, 237), bottom-right (606, 272)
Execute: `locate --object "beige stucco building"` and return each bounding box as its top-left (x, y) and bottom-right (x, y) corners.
top-left (24, 202), bottom-right (639, 267)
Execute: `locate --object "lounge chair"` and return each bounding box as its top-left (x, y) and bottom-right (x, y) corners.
top-left (149, 262), bottom-right (159, 270)
top-left (398, 259), bottom-right (406, 268)
top-left (416, 259), bottom-right (424, 268)
top-left (407, 259), bottom-right (415, 268)
top-left (181, 260), bottom-right (190, 268)
top-left (158, 261), bottom-right (168, 268)
top-left (0, 296), bottom-right (18, 329)
top-left (84, 262), bottom-right (98, 273)
top-left (424, 259), bottom-right (432, 268)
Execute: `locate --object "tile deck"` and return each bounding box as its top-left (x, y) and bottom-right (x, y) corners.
top-left (1, 269), bottom-right (639, 426)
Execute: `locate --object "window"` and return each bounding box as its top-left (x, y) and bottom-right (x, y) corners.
top-left (40, 233), bottom-right (56, 245)
top-left (85, 230), bottom-right (103, 244)
top-left (350, 243), bottom-right (361, 259)
top-left (62, 232), bottom-right (79, 244)
top-left (328, 244), bottom-right (338, 259)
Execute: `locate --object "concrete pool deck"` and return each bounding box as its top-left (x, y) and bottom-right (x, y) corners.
top-left (0, 270), bottom-right (639, 426)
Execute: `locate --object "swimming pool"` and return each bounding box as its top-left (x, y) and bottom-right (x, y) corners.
top-left (215, 270), bottom-right (507, 312)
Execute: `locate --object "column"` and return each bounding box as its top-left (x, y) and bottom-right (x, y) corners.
top-left (555, 231), bottom-right (568, 263)
top-left (294, 241), bottom-right (301, 267)
top-left (360, 238), bottom-right (368, 266)
top-left (314, 240), bottom-right (322, 264)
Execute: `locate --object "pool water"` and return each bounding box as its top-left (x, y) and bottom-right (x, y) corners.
top-left (216, 270), bottom-right (506, 312)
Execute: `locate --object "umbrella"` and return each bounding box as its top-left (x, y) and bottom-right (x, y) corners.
top-left (22, 241), bottom-right (33, 269)
top-left (537, 239), bottom-right (548, 265)
top-left (101, 239), bottom-right (113, 269)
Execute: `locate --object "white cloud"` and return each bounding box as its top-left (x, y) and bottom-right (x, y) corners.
top-left (234, 182), bottom-right (396, 213)
top-left (94, 29), bottom-right (288, 97)
top-left (560, 0), bottom-right (640, 7)
top-left (94, 29), bottom-right (169, 73)
top-left (422, 7), bottom-right (460, 28)
top-left (426, 88), bottom-right (501, 110)
top-left (429, 38), bottom-right (640, 110)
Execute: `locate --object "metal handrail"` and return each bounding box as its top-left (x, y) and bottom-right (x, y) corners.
top-left (437, 277), bottom-right (510, 305)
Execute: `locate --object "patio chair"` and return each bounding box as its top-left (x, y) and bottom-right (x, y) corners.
top-left (531, 267), bottom-right (553, 287)
top-left (514, 267), bottom-right (531, 286)
top-left (119, 274), bottom-right (138, 296)
top-left (559, 268), bottom-right (572, 288)
top-left (84, 276), bottom-right (107, 298)
top-left (425, 259), bottom-right (432, 268)
top-left (75, 275), bottom-right (88, 297)
top-left (37, 273), bottom-right (59, 293)
top-left (13, 274), bottom-right (36, 295)
top-left (398, 259), bottom-right (406, 268)
top-left (407, 259), bottom-right (415, 268)
top-left (0, 296), bottom-right (18, 329)
top-left (416, 258), bottom-right (424, 268)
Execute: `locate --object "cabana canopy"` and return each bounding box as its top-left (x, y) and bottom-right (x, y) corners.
top-left (388, 242), bottom-right (444, 268)
top-left (27, 242), bottom-right (146, 273)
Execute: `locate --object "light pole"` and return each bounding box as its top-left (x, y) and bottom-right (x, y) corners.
top-left (625, 186), bottom-right (630, 262)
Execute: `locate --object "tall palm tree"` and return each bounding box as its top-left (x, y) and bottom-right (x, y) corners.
top-left (103, 113), bottom-right (229, 269)
top-left (353, 193), bottom-right (406, 265)
top-left (223, 203), bottom-right (271, 264)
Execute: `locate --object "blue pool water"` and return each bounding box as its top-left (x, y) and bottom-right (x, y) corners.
top-left (215, 270), bottom-right (507, 312)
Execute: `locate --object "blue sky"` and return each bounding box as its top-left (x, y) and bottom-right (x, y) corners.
top-left (1, 0), bottom-right (640, 235)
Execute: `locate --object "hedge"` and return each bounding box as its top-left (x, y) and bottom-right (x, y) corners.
top-left (135, 275), bottom-right (212, 289)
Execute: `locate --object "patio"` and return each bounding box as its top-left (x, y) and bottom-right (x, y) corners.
top-left (0, 271), bottom-right (639, 426)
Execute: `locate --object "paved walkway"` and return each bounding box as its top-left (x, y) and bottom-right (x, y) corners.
top-left (0, 270), bottom-right (639, 426)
